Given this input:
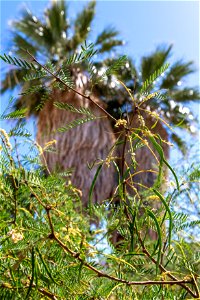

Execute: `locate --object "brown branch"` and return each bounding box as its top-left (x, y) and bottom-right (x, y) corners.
top-left (25, 50), bottom-right (117, 122)
top-left (50, 232), bottom-right (193, 287)
top-left (1, 284), bottom-right (58, 300)
top-left (191, 274), bottom-right (200, 298)
top-left (37, 287), bottom-right (58, 300)
top-left (45, 209), bottom-right (195, 291)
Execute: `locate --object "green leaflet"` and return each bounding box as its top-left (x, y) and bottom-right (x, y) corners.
top-left (88, 55), bottom-right (127, 87)
top-left (153, 189), bottom-right (172, 247)
top-left (25, 247), bottom-right (35, 299)
top-left (57, 116), bottom-right (98, 132)
top-left (0, 108), bottom-right (27, 120)
top-left (105, 55), bottom-right (127, 76)
top-left (20, 84), bottom-right (44, 96)
top-left (57, 69), bottom-right (74, 88)
top-left (36, 247), bottom-right (60, 285)
top-left (23, 69), bottom-right (47, 81)
top-left (64, 42), bottom-right (98, 66)
top-left (0, 53), bottom-right (37, 70)
top-left (88, 164), bottom-right (103, 213)
top-left (140, 63), bottom-right (169, 93)
top-left (147, 209), bottom-right (162, 274)
top-left (54, 102), bottom-right (94, 117)
top-left (8, 121), bottom-right (31, 138)
top-left (149, 135), bottom-right (179, 190)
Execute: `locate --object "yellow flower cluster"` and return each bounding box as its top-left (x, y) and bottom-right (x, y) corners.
top-left (105, 155), bottom-right (117, 167)
top-left (8, 229), bottom-right (24, 243)
top-left (143, 92), bottom-right (158, 102)
top-left (138, 115), bottom-right (145, 127)
top-left (115, 119), bottom-right (127, 128)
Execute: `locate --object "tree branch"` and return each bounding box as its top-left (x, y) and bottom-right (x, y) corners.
top-left (25, 50), bottom-right (117, 122)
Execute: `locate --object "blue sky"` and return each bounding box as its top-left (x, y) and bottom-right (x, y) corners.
top-left (0, 0), bottom-right (199, 134)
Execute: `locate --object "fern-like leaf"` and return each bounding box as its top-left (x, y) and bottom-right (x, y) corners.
top-left (88, 55), bottom-right (127, 85)
top-left (57, 116), bottom-right (98, 132)
top-left (57, 69), bottom-right (74, 88)
top-left (54, 102), bottom-right (94, 117)
top-left (0, 108), bottom-right (27, 120)
top-left (23, 69), bottom-right (47, 81)
top-left (64, 42), bottom-right (98, 66)
top-left (20, 84), bottom-right (43, 96)
top-left (105, 55), bottom-right (127, 76)
top-left (140, 63), bottom-right (169, 93)
top-left (0, 53), bottom-right (37, 70)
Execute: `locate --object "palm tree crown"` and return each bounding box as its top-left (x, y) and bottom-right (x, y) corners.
top-left (1, 0), bottom-right (123, 114)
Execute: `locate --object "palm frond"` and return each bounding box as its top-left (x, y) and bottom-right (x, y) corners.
top-left (170, 88), bottom-right (200, 102)
top-left (13, 33), bottom-right (38, 58)
top-left (45, 0), bottom-right (68, 41)
top-left (98, 40), bottom-right (123, 53)
top-left (72, 1), bottom-right (96, 47)
top-left (1, 69), bottom-right (27, 93)
top-left (96, 26), bottom-right (119, 44)
top-left (161, 61), bottom-right (195, 89)
top-left (141, 44), bottom-right (172, 81)
top-left (171, 88), bottom-right (200, 102)
top-left (171, 133), bottom-right (187, 155)
top-left (13, 11), bottom-right (51, 49)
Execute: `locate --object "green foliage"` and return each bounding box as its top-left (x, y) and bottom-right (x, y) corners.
top-left (57, 116), bottom-right (98, 133)
top-left (54, 102), bottom-right (94, 117)
top-left (0, 108), bottom-right (27, 120)
top-left (140, 63), bottom-right (169, 93)
top-left (0, 53), bottom-right (37, 70)
top-left (0, 53), bottom-right (199, 299)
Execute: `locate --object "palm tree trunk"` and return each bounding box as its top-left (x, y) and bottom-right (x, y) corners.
top-left (37, 87), bottom-right (117, 208)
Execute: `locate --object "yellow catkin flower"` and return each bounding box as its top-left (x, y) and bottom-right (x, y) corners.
top-left (147, 195), bottom-right (160, 201)
top-left (138, 115), bottom-right (145, 127)
top-left (37, 145), bottom-right (43, 155)
top-left (0, 128), bottom-right (12, 150)
top-left (43, 139), bottom-right (57, 150)
top-left (146, 92), bottom-right (158, 100)
top-left (115, 119), bottom-right (127, 128)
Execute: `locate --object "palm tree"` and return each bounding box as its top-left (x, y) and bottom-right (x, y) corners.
top-left (1, 1), bottom-right (199, 207)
